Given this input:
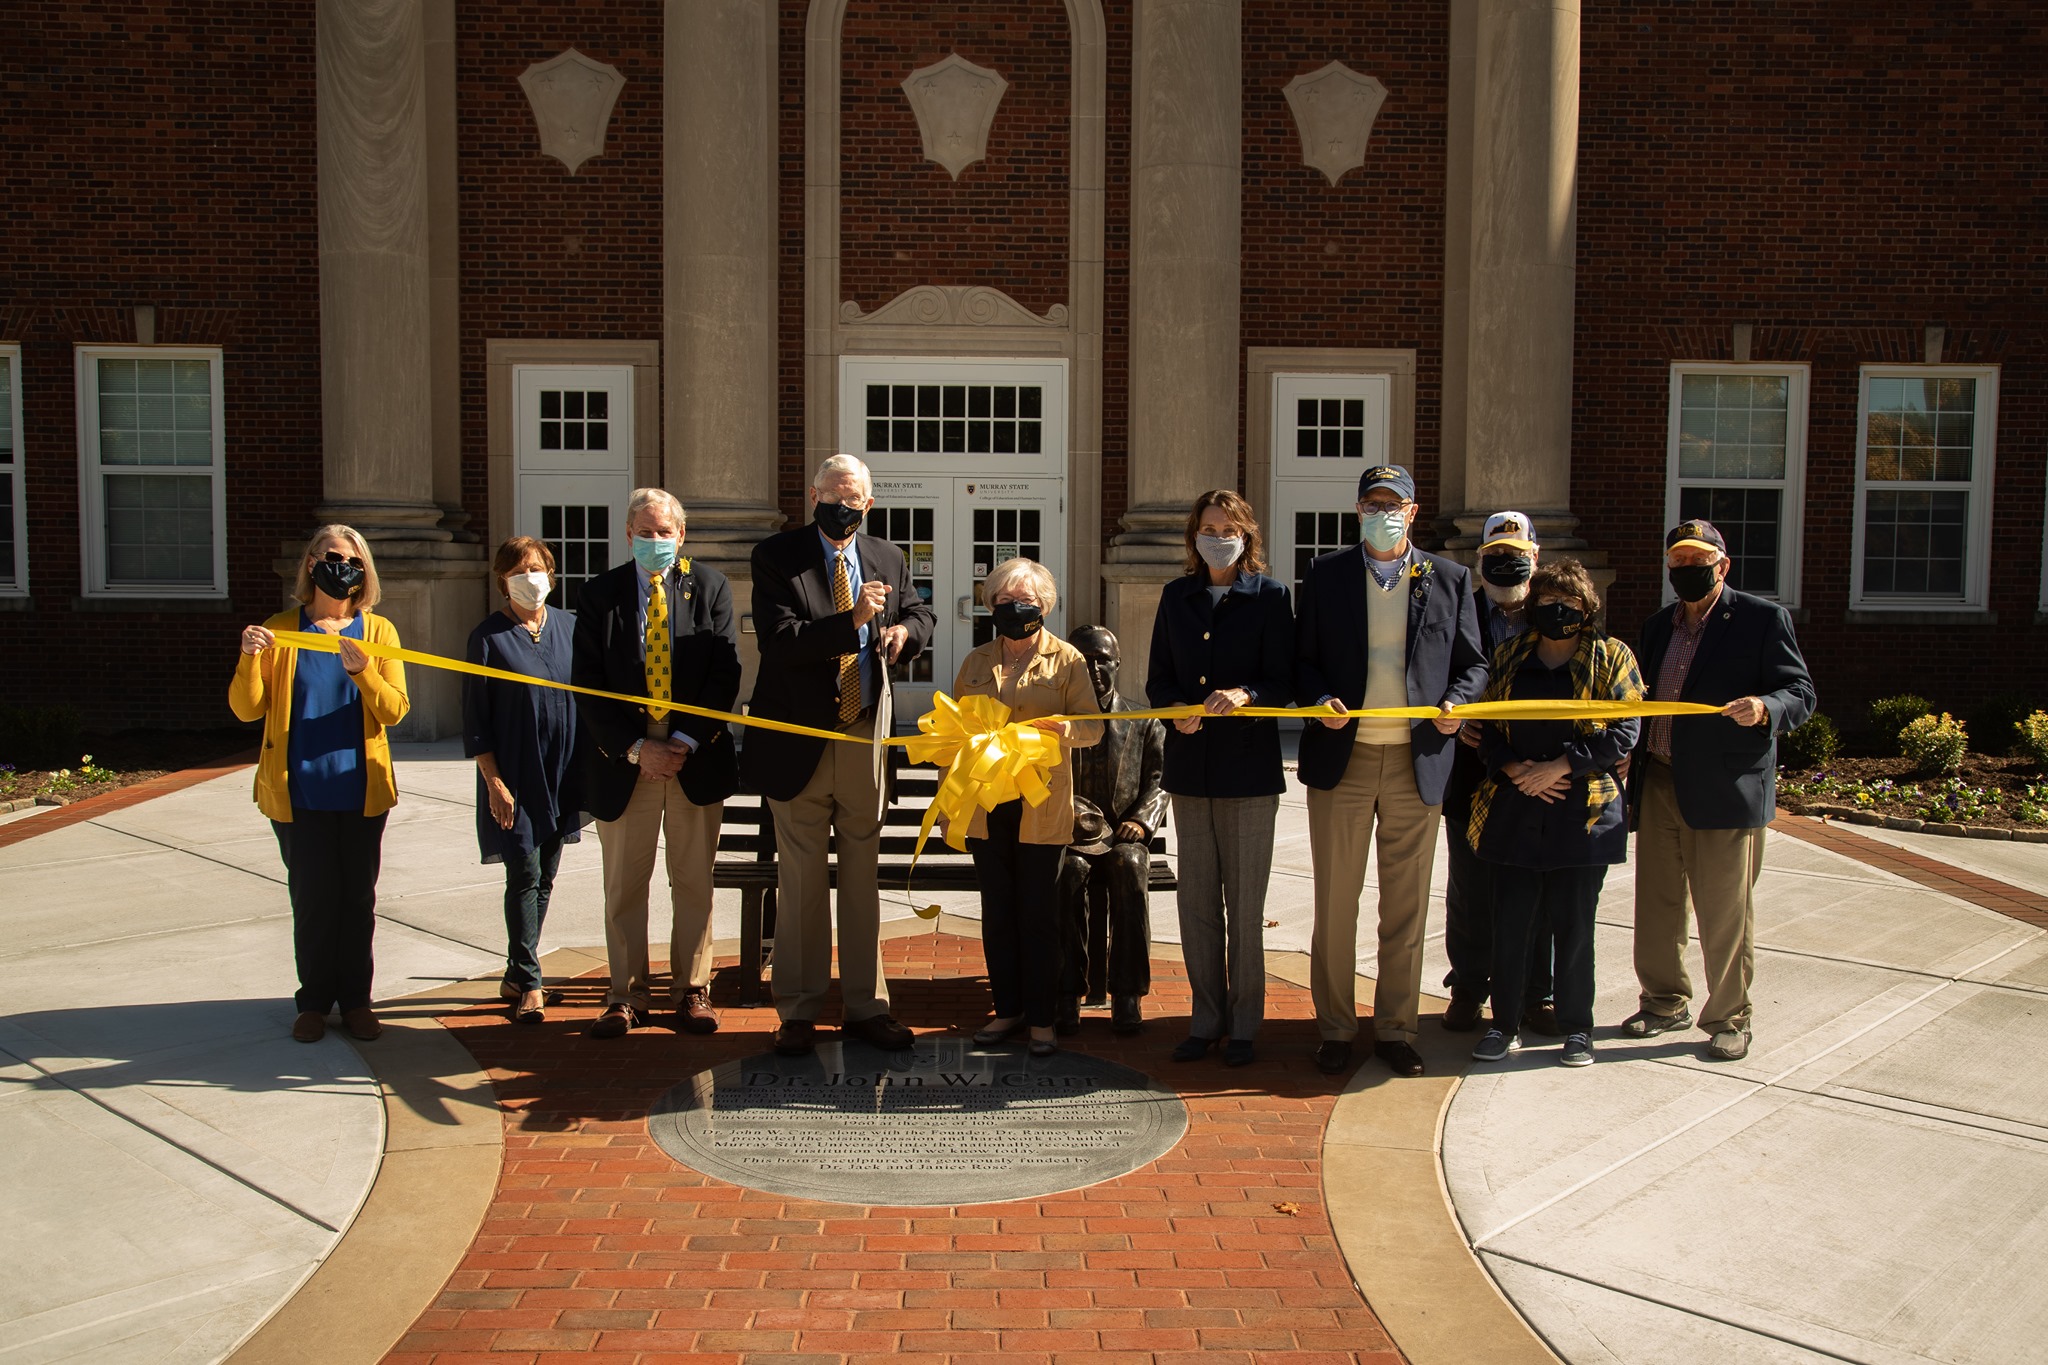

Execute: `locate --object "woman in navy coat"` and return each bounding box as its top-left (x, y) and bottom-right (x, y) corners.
top-left (1144, 490), bottom-right (1294, 1066)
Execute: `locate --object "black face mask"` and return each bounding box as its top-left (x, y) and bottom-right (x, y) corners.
top-left (1529, 600), bottom-right (1586, 641)
top-left (1668, 563), bottom-right (1720, 603)
top-left (310, 558), bottom-right (364, 601)
top-left (813, 500), bottom-right (864, 540)
top-left (1479, 553), bottom-right (1533, 588)
top-left (989, 600), bottom-right (1044, 640)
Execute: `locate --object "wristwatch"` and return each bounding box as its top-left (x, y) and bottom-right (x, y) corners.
top-left (627, 739), bottom-right (645, 765)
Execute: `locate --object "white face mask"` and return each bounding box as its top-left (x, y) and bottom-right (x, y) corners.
top-left (1195, 534), bottom-right (1244, 573)
top-left (506, 570), bottom-right (552, 611)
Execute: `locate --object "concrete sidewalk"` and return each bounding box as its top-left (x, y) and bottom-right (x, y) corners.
top-left (1, 742), bottom-right (2043, 1363)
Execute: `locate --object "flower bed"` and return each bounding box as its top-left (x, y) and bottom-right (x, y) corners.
top-left (0, 727), bottom-right (255, 809)
top-left (1779, 754), bottom-right (2048, 841)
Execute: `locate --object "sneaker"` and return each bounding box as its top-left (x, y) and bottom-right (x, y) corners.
top-left (1522, 1002), bottom-right (1563, 1037)
top-left (1706, 1027), bottom-right (1751, 1061)
top-left (1620, 1007), bottom-right (1692, 1038)
top-left (1472, 1028), bottom-right (1522, 1063)
top-left (1560, 1033), bottom-right (1594, 1067)
top-left (1441, 995), bottom-right (1484, 1032)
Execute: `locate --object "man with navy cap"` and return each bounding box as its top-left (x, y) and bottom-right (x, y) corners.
top-left (1626, 518), bottom-right (1814, 1062)
top-left (1295, 465), bottom-right (1487, 1077)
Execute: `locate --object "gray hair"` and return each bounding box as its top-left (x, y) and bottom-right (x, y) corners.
top-left (811, 454), bottom-right (872, 496)
top-left (626, 487), bottom-right (686, 529)
top-left (982, 557), bottom-right (1058, 612)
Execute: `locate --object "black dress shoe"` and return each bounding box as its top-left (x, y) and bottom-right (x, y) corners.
top-left (1171, 1035), bottom-right (1218, 1063)
top-left (1056, 996), bottom-right (1082, 1037)
top-left (973, 1017), bottom-right (1028, 1046)
top-left (1111, 994), bottom-right (1143, 1036)
top-left (1441, 996), bottom-right (1484, 1032)
top-left (1222, 1039), bottom-right (1256, 1067)
top-left (1521, 1002), bottom-right (1563, 1038)
top-left (773, 1018), bottom-right (817, 1056)
top-left (842, 1014), bottom-right (914, 1050)
top-left (1313, 1040), bottom-right (1353, 1075)
top-left (1375, 1040), bottom-right (1426, 1077)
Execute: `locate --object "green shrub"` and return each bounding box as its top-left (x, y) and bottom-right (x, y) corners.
top-left (1780, 712), bottom-right (1841, 770)
top-left (0, 703), bottom-right (85, 771)
top-left (2016, 712), bottom-right (2048, 769)
top-left (1899, 712), bottom-right (1967, 775)
top-left (1869, 693), bottom-right (1934, 754)
top-left (1968, 693), bottom-right (2038, 756)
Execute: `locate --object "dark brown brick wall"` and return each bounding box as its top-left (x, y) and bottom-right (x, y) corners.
top-left (0, 2), bottom-right (320, 730)
top-left (1241, 1), bottom-right (1449, 512)
top-left (1576, 0), bottom-right (2048, 718)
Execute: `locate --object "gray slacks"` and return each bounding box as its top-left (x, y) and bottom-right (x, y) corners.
top-left (1172, 793), bottom-right (1279, 1041)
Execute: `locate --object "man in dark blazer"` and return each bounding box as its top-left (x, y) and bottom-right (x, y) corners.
top-left (572, 487), bottom-right (742, 1040)
top-left (1626, 518), bottom-right (1815, 1062)
top-left (742, 454), bottom-right (935, 1057)
top-left (1295, 464), bottom-right (1488, 1078)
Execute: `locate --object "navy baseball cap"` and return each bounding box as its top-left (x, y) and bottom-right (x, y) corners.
top-left (1666, 519), bottom-right (1728, 556)
top-left (1357, 464), bottom-right (1415, 501)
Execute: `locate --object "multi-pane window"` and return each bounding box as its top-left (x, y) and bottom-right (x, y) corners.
top-left (968, 506), bottom-right (1044, 649)
top-left (1855, 367), bottom-right (1997, 608)
top-left (867, 503), bottom-right (937, 682)
top-left (1666, 366), bottom-right (1806, 602)
top-left (864, 383), bottom-right (1043, 457)
top-left (540, 502), bottom-right (609, 609)
top-left (538, 389), bottom-right (609, 452)
top-left (0, 346), bottom-right (22, 593)
top-left (1291, 510), bottom-right (1358, 591)
top-left (77, 348), bottom-right (226, 596)
top-left (1295, 397), bottom-right (1368, 460)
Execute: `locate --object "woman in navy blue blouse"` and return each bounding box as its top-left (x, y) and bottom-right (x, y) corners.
top-left (1144, 490), bottom-right (1295, 1067)
top-left (464, 536), bottom-right (587, 1024)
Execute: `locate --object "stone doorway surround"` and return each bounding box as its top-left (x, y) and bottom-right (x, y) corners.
top-left (484, 339), bottom-right (662, 556)
top-left (805, 0), bottom-right (1109, 625)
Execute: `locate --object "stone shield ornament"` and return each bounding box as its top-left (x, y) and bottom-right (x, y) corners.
top-left (519, 48), bottom-right (626, 175)
top-left (1282, 62), bottom-right (1388, 186)
top-left (901, 53), bottom-right (1009, 180)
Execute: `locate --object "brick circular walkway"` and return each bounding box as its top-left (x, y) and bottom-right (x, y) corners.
top-left (387, 931), bottom-right (1403, 1363)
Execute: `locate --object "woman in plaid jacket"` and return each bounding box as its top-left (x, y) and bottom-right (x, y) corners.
top-left (1464, 558), bottom-right (1644, 1069)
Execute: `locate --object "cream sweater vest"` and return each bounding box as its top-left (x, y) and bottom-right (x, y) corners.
top-left (1356, 564), bottom-right (1409, 745)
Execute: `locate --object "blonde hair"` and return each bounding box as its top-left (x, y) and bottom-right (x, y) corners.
top-left (982, 557), bottom-right (1058, 612)
top-left (293, 524), bottom-right (381, 610)
top-left (626, 487), bottom-right (686, 530)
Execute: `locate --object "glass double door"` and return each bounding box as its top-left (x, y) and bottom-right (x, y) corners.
top-left (512, 365), bottom-right (634, 609)
top-left (866, 474), bottom-right (1066, 722)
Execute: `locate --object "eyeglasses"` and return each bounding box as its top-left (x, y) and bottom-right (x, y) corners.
top-left (319, 550), bottom-right (366, 569)
top-left (1360, 500), bottom-right (1411, 514)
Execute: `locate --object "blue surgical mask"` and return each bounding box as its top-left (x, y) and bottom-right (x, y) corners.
top-left (1358, 508), bottom-right (1409, 554)
top-left (632, 536), bottom-right (678, 575)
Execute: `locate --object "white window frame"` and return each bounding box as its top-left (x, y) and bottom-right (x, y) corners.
top-left (75, 345), bottom-right (229, 599)
top-left (1663, 362), bottom-right (1808, 607)
top-left (1851, 364), bottom-right (1998, 612)
top-left (0, 344), bottom-right (24, 596)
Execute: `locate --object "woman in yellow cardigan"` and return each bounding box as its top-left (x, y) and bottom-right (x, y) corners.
top-left (231, 525), bottom-right (410, 1044)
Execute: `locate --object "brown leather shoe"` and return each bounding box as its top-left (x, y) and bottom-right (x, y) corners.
top-left (341, 1007), bottom-right (382, 1041)
top-left (588, 1004), bottom-right (642, 1039)
top-left (773, 1018), bottom-right (817, 1056)
top-left (291, 1011), bottom-right (326, 1043)
top-left (842, 1013), bottom-right (914, 1050)
top-left (676, 988), bottom-right (719, 1035)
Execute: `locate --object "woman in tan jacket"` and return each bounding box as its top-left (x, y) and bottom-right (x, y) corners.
top-left (954, 558), bottom-right (1103, 1055)
top-left (230, 525), bottom-right (410, 1045)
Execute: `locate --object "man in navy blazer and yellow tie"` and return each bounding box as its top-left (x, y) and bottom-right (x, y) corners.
top-left (743, 454), bottom-right (936, 1057)
top-left (1296, 465), bottom-right (1488, 1078)
top-left (572, 487), bottom-right (742, 1040)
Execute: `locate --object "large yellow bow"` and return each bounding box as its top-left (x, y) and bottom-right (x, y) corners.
top-left (899, 693), bottom-right (1066, 858)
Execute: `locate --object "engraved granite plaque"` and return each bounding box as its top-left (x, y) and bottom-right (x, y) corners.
top-left (649, 1038), bottom-right (1188, 1205)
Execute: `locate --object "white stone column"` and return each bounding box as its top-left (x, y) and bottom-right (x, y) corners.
top-left (312, 0), bottom-right (485, 737)
top-left (1107, 0), bottom-right (1240, 662)
top-left (424, 0), bottom-right (469, 540)
top-left (1454, 0), bottom-right (1583, 548)
top-left (666, 0), bottom-right (786, 579)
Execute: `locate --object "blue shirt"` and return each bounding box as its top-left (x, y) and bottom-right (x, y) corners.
top-left (820, 529), bottom-right (876, 708)
top-left (288, 611), bottom-right (368, 812)
top-left (630, 562), bottom-right (700, 752)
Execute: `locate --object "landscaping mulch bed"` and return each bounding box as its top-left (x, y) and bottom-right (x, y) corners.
top-left (1779, 752), bottom-right (2048, 840)
top-left (0, 725), bottom-right (257, 809)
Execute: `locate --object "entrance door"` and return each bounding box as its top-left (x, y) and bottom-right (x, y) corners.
top-left (513, 365), bottom-right (634, 608)
top-left (1267, 372), bottom-right (1389, 591)
top-left (843, 357), bottom-right (1069, 723)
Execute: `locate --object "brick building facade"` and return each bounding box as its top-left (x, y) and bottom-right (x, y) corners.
top-left (2, 1), bottom-right (2042, 739)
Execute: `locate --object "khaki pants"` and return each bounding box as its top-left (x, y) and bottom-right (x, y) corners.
top-left (1633, 758), bottom-right (1765, 1033)
top-left (1306, 743), bottom-right (1440, 1044)
top-left (595, 772), bottom-right (721, 1011)
top-left (767, 719), bottom-right (888, 1023)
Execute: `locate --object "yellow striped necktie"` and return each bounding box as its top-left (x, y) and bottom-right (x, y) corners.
top-left (832, 552), bottom-right (861, 725)
top-left (645, 571), bottom-right (671, 722)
